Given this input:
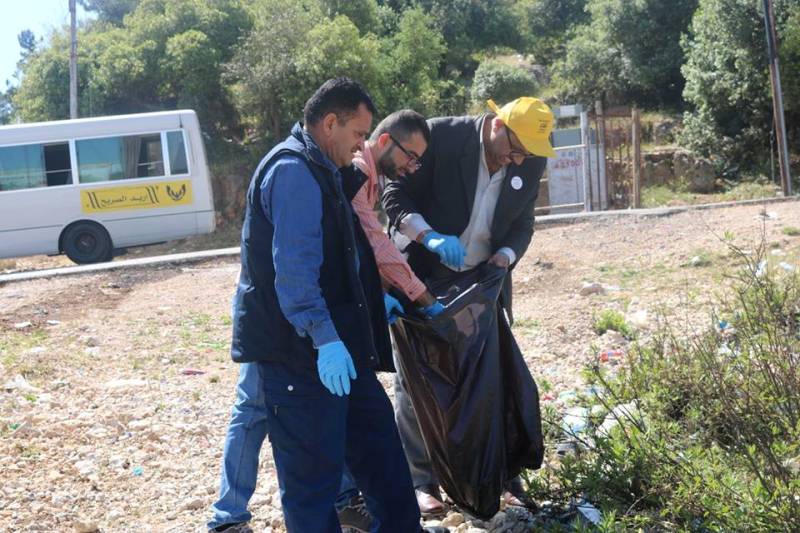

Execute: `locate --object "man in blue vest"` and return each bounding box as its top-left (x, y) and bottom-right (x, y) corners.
top-left (211, 77), bottom-right (446, 533)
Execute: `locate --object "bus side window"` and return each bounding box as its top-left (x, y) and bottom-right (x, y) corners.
top-left (166, 130), bottom-right (188, 175)
top-left (77, 134), bottom-right (164, 183)
top-left (44, 143), bottom-right (72, 186)
top-left (0, 144), bottom-right (47, 191)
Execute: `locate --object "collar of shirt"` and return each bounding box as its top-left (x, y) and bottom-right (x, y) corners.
top-left (478, 116), bottom-right (507, 181)
top-left (353, 143), bottom-right (383, 205)
top-left (295, 123), bottom-right (341, 177)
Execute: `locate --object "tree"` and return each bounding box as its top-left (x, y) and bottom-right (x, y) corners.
top-left (514, 0), bottom-right (589, 65)
top-left (293, 16), bottom-right (383, 110)
top-left (0, 85), bottom-right (13, 125)
top-left (225, 0), bottom-right (321, 141)
top-left (78, 0), bottom-right (140, 25)
top-left (680, 0), bottom-right (800, 168)
top-left (470, 60), bottom-right (539, 110)
top-left (14, 0), bottom-right (252, 133)
top-left (415, 0), bottom-right (520, 74)
top-left (377, 7), bottom-right (463, 117)
top-left (317, 0), bottom-right (380, 34)
top-left (18, 30), bottom-right (37, 59)
top-left (552, 0), bottom-right (698, 107)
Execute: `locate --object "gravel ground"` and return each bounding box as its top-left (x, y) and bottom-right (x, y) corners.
top-left (1, 199), bottom-right (799, 532)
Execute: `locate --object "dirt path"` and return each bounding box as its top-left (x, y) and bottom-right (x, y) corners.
top-left (1, 200), bottom-right (799, 532)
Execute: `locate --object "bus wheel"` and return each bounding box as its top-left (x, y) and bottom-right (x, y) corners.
top-left (62, 222), bottom-right (113, 264)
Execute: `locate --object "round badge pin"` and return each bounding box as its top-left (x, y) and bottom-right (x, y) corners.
top-left (511, 176), bottom-right (523, 190)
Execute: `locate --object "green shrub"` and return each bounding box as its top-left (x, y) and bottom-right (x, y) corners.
top-left (782, 226), bottom-right (800, 237)
top-left (593, 309), bottom-right (633, 338)
top-left (469, 60), bottom-right (538, 109)
top-left (528, 242), bottom-right (800, 530)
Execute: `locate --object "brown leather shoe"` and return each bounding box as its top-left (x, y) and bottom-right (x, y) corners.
top-left (415, 484), bottom-right (446, 517)
top-left (502, 476), bottom-right (539, 511)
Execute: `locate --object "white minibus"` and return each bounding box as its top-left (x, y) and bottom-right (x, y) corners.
top-left (0, 110), bottom-right (215, 264)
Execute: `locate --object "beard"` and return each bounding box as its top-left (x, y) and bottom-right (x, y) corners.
top-left (376, 151), bottom-right (399, 180)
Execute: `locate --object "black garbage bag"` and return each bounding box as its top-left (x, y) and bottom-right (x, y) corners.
top-left (391, 265), bottom-right (544, 520)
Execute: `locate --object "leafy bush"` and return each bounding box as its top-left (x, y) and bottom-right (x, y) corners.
top-left (469, 60), bottom-right (538, 109)
top-left (593, 309), bottom-right (633, 338)
top-left (783, 226), bottom-right (800, 236)
top-left (529, 242), bottom-right (800, 530)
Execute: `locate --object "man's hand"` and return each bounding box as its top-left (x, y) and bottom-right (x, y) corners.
top-left (421, 231), bottom-right (466, 269)
top-left (487, 251), bottom-right (511, 268)
top-left (317, 341), bottom-right (357, 396)
top-left (384, 293), bottom-right (405, 325)
top-left (422, 301), bottom-right (445, 318)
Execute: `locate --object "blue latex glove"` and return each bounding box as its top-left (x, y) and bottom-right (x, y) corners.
top-left (422, 231), bottom-right (466, 269)
top-left (384, 293), bottom-right (405, 325)
top-left (422, 301), bottom-right (445, 318)
top-left (317, 341), bottom-right (357, 396)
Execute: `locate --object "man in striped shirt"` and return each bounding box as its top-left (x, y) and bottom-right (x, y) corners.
top-left (350, 110), bottom-right (443, 316)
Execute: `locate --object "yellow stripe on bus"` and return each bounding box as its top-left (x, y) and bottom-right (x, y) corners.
top-left (80, 180), bottom-right (193, 213)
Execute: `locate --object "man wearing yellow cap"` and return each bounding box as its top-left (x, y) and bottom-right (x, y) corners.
top-left (382, 97), bottom-right (555, 515)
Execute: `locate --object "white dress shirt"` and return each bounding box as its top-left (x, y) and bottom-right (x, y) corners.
top-left (399, 117), bottom-right (517, 271)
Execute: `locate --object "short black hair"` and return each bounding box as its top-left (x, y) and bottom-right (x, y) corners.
top-left (303, 77), bottom-right (377, 127)
top-left (370, 109), bottom-right (431, 144)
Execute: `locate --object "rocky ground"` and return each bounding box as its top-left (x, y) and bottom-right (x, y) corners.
top-left (1, 200), bottom-right (799, 532)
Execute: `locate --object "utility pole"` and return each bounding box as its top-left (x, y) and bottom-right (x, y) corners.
top-left (69, 0), bottom-right (78, 119)
top-left (762, 0), bottom-right (792, 196)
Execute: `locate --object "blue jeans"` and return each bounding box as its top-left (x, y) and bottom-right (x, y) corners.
top-left (208, 363), bottom-right (268, 530)
top-left (208, 363), bottom-right (364, 530)
top-left (261, 361), bottom-right (420, 532)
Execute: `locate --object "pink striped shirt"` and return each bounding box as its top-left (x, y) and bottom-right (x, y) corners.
top-left (352, 145), bottom-right (427, 302)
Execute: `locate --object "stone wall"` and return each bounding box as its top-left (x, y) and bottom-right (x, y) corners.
top-left (642, 149), bottom-right (716, 193)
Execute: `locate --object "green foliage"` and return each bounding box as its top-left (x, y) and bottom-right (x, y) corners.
top-left (552, 0), bottom-right (698, 107)
top-left (529, 243), bottom-right (800, 529)
top-left (514, 0), bottom-right (589, 65)
top-left (680, 0), bottom-right (800, 170)
top-left (225, 0), bottom-right (320, 141)
top-left (416, 0), bottom-right (520, 73)
top-left (14, 0), bottom-right (252, 130)
top-left (469, 60), bottom-right (538, 110)
top-left (0, 87), bottom-right (13, 125)
top-left (318, 0), bottom-right (380, 34)
top-left (377, 7), bottom-right (464, 117)
top-left (782, 4), bottom-right (800, 115)
top-left (783, 226), bottom-right (800, 236)
top-left (79, 0), bottom-right (140, 24)
top-left (593, 309), bottom-right (633, 338)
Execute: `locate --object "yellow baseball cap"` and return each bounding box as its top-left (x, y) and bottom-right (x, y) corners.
top-left (487, 97), bottom-right (556, 158)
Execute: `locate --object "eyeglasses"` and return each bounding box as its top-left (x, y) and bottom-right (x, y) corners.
top-left (388, 133), bottom-right (422, 172)
top-left (504, 127), bottom-right (534, 165)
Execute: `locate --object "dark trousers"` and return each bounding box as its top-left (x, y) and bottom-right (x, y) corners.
top-left (393, 370), bottom-right (437, 489)
top-left (259, 361), bottom-right (421, 533)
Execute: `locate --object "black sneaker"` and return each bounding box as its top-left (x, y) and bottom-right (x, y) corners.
top-left (338, 495), bottom-right (373, 532)
top-left (211, 523), bottom-right (253, 533)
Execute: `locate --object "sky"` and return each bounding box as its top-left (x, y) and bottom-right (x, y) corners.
top-left (1, 0), bottom-right (94, 87)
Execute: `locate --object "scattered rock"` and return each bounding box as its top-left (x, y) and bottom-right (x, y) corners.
top-left (625, 309), bottom-right (649, 329)
top-left (579, 282), bottom-right (605, 296)
top-left (72, 521), bottom-right (99, 533)
top-left (3, 375), bottom-right (41, 393)
top-left (13, 321), bottom-right (32, 329)
top-left (441, 513), bottom-right (465, 527)
top-left (104, 379), bottom-right (148, 389)
top-left (181, 497), bottom-right (204, 511)
top-left (83, 336), bottom-right (99, 347)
